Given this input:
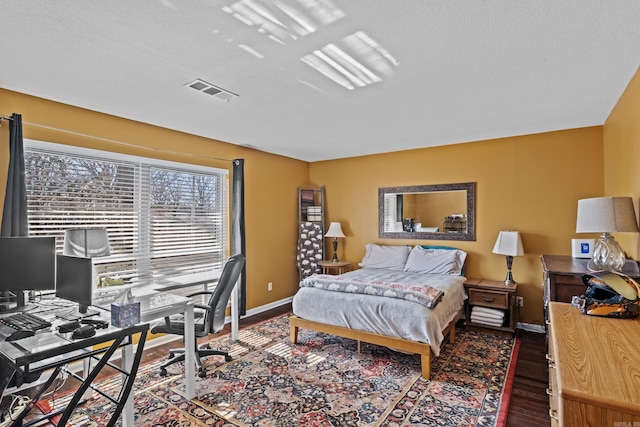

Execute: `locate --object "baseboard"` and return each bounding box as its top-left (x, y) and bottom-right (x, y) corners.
top-left (143, 296), bottom-right (294, 351)
top-left (242, 296), bottom-right (293, 318)
top-left (516, 321), bottom-right (545, 334)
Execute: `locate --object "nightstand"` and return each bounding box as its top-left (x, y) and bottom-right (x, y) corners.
top-left (464, 279), bottom-right (518, 333)
top-left (317, 260), bottom-right (351, 275)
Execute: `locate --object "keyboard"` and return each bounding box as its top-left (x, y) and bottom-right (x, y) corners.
top-left (0, 312), bottom-right (52, 332)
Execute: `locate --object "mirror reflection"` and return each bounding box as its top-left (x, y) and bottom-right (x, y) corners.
top-left (378, 182), bottom-right (475, 241)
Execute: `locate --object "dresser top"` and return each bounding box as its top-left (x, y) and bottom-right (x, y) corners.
top-left (541, 254), bottom-right (640, 277)
top-left (549, 302), bottom-right (640, 414)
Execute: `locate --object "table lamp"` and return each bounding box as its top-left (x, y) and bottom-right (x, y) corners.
top-left (324, 222), bottom-right (345, 262)
top-left (576, 197), bottom-right (639, 272)
top-left (492, 230), bottom-right (524, 285)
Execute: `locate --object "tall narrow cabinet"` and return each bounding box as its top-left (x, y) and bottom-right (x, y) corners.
top-left (297, 187), bottom-right (325, 281)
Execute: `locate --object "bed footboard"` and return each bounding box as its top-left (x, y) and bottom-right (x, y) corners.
top-left (292, 316), bottom-right (424, 379)
top-left (290, 308), bottom-right (463, 379)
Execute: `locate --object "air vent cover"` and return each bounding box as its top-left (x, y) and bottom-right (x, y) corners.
top-left (185, 79), bottom-right (238, 101)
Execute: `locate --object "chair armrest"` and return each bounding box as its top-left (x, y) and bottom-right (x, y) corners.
top-left (186, 290), bottom-right (214, 298)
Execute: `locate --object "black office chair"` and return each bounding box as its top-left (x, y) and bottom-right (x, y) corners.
top-left (151, 253), bottom-right (246, 377)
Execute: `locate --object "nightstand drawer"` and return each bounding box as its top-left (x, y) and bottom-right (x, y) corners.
top-left (468, 289), bottom-right (509, 309)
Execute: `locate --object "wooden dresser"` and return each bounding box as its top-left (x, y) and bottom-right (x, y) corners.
top-left (540, 255), bottom-right (640, 324)
top-left (547, 302), bottom-right (640, 426)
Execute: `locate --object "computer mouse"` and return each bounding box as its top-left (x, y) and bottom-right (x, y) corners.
top-left (6, 329), bottom-right (35, 342)
top-left (71, 324), bottom-right (96, 339)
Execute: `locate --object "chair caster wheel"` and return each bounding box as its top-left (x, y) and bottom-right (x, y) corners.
top-left (160, 368), bottom-right (167, 377)
top-left (225, 355), bottom-right (232, 362)
top-left (198, 369), bottom-right (206, 378)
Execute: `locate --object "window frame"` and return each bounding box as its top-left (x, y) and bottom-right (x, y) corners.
top-left (24, 139), bottom-right (229, 293)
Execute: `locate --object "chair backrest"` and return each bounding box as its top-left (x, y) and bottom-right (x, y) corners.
top-left (206, 253), bottom-right (246, 334)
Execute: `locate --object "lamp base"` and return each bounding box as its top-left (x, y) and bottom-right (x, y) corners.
top-left (591, 232), bottom-right (626, 272)
top-left (502, 255), bottom-right (517, 286)
top-left (503, 270), bottom-right (517, 286)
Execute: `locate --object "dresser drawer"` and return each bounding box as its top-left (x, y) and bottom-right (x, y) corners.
top-left (468, 289), bottom-right (509, 309)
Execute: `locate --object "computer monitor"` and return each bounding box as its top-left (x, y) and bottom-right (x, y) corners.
top-left (55, 254), bottom-right (97, 319)
top-left (0, 236), bottom-right (56, 311)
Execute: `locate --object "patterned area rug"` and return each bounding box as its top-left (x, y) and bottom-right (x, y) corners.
top-left (42, 314), bottom-right (520, 426)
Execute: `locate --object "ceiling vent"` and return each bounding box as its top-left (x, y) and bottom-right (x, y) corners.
top-left (185, 78), bottom-right (239, 101)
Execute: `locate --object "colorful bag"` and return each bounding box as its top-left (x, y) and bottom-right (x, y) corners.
top-left (578, 272), bottom-right (640, 318)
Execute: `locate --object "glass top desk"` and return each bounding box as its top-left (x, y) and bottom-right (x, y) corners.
top-left (0, 313), bottom-right (148, 427)
top-left (0, 291), bottom-right (195, 427)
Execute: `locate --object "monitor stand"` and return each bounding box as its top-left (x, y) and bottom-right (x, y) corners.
top-left (0, 290), bottom-right (38, 313)
top-left (0, 290), bottom-right (15, 312)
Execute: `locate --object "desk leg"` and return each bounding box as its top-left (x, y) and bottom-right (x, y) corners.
top-left (184, 301), bottom-right (195, 400)
top-left (122, 343), bottom-right (134, 427)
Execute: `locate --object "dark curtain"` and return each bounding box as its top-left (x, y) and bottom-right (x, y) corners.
top-left (1, 113), bottom-right (28, 237)
top-left (0, 113), bottom-right (36, 387)
top-left (231, 159), bottom-right (246, 316)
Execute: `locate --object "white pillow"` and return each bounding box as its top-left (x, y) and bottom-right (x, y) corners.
top-left (403, 246), bottom-right (467, 275)
top-left (358, 244), bottom-right (411, 270)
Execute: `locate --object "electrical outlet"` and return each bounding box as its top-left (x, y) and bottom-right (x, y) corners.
top-left (268, 282), bottom-right (273, 291)
top-left (517, 296), bottom-right (524, 307)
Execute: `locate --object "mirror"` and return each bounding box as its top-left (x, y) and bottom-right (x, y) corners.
top-left (378, 182), bottom-right (475, 241)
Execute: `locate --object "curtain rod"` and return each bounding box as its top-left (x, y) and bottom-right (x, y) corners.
top-left (0, 114), bottom-right (13, 122)
top-left (19, 120), bottom-right (234, 163)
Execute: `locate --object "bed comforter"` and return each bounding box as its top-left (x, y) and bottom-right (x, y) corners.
top-left (292, 268), bottom-right (467, 357)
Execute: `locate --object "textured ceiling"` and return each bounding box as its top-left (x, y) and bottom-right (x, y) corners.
top-left (2, 1), bottom-right (640, 162)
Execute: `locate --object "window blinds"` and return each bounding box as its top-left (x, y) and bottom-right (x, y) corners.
top-left (24, 140), bottom-right (228, 289)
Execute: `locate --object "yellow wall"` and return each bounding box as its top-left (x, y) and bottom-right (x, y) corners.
top-left (310, 127), bottom-right (604, 326)
top-left (0, 89), bottom-right (309, 310)
top-left (603, 67), bottom-right (640, 260)
top-left (9, 73), bottom-right (640, 327)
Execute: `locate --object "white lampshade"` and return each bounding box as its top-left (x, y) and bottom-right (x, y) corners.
top-left (492, 231), bottom-right (524, 257)
top-left (576, 197), bottom-right (639, 233)
top-left (576, 197), bottom-right (638, 271)
top-left (63, 228), bottom-right (111, 258)
top-left (324, 222), bottom-right (346, 238)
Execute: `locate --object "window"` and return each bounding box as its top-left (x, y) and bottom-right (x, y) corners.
top-left (24, 140), bottom-right (228, 292)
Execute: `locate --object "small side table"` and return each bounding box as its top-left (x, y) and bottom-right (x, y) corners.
top-left (464, 278), bottom-right (518, 333)
top-left (317, 260), bottom-right (351, 275)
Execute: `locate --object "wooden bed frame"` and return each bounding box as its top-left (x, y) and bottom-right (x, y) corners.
top-left (289, 308), bottom-right (463, 379)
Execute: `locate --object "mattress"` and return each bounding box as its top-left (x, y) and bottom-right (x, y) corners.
top-left (292, 268), bottom-right (467, 357)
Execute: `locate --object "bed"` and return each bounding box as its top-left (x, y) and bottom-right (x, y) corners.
top-left (290, 244), bottom-right (468, 379)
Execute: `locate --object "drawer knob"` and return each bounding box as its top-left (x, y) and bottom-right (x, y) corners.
top-left (482, 297), bottom-right (495, 302)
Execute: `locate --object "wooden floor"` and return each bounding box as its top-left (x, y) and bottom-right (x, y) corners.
top-left (74, 303), bottom-right (552, 426)
top-left (505, 329), bottom-right (551, 427)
